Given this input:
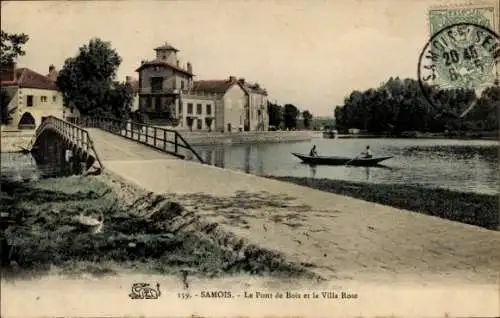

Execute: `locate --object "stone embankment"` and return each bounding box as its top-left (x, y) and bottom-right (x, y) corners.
top-left (0, 129), bottom-right (34, 153)
top-left (148, 127), bottom-right (315, 145)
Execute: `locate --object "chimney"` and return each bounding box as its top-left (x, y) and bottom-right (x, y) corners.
top-left (49, 64), bottom-right (55, 72)
top-left (0, 61), bottom-right (16, 82)
top-left (187, 62), bottom-right (192, 74)
top-left (238, 78), bottom-right (245, 84)
top-left (229, 76), bottom-right (236, 82)
top-left (126, 76), bottom-right (132, 83)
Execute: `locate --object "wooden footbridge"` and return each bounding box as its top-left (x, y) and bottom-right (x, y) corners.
top-left (28, 116), bottom-right (205, 174)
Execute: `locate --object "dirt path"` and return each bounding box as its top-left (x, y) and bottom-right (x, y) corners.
top-left (100, 159), bottom-right (500, 285)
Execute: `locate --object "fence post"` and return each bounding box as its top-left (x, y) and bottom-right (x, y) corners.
top-left (164, 130), bottom-right (167, 151)
top-left (154, 128), bottom-right (157, 147)
top-left (145, 126), bottom-right (149, 144)
top-left (175, 133), bottom-right (178, 153)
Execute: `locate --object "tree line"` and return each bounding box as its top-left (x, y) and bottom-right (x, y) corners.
top-left (334, 77), bottom-right (499, 135)
top-left (267, 102), bottom-right (314, 130)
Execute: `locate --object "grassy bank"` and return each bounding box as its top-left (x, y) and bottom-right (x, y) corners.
top-left (1, 176), bottom-right (315, 279)
top-left (267, 176), bottom-right (499, 231)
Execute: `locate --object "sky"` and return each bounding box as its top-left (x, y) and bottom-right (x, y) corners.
top-left (1, 0), bottom-right (494, 116)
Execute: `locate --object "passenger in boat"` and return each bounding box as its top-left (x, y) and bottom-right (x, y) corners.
top-left (309, 145), bottom-right (318, 157)
top-left (361, 145), bottom-right (373, 158)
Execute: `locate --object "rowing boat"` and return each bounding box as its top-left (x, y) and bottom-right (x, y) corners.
top-left (291, 152), bottom-right (393, 166)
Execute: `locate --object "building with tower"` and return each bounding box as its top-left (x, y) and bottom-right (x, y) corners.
top-left (135, 42), bottom-right (269, 132)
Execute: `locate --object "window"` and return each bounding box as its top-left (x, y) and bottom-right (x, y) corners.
top-left (206, 104), bottom-right (212, 115)
top-left (178, 101), bottom-right (183, 113)
top-left (196, 104), bottom-right (202, 115)
top-left (187, 103), bottom-right (193, 114)
top-left (150, 77), bottom-right (163, 93)
top-left (197, 118), bottom-right (202, 130)
top-left (70, 107), bottom-right (74, 114)
top-left (27, 95), bottom-right (33, 107)
top-left (52, 95), bottom-right (57, 102)
top-left (41, 96), bottom-right (48, 102)
top-left (181, 80), bottom-right (185, 90)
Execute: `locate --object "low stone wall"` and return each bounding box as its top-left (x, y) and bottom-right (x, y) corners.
top-left (0, 129), bottom-right (35, 153)
top-left (180, 130), bottom-right (315, 145)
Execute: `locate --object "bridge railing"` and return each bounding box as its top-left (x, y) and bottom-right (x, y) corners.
top-left (76, 116), bottom-right (205, 164)
top-left (30, 116), bottom-right (104, 169)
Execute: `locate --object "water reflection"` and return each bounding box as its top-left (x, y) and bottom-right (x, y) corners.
top-left (309, 165), bottom-right (317, 178)
top-left (193, 138), bottom-right (499, 195)
top-left (244, 145), bottom-right (251, 173)
top-left (364, 167), bottom-right (371, 181)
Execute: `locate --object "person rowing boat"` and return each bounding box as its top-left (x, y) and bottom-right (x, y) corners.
top-left (361, 145), bottom-right (373, 158)
top-left (309, 145), bottom-right (318, 157)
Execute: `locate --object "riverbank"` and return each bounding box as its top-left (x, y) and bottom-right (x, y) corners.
top-left (179, 130), bottom-right (315, 145)
top-left (267, 176), bottom-right (499, 231)
top-left (0, 175), bottom-right (315, 280)
top-left (336, 130), bottom-right (499, 140)
top-left (3, 168), bottom-right (500, 317)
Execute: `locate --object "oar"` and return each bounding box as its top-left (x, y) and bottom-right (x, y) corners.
top-left (345, 154), bottom-right (361, 166)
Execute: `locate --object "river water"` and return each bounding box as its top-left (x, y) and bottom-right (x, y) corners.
top-left (1, 138), bottom-right (498, 195)
top-left (192, 138), bottom-right (499, 195)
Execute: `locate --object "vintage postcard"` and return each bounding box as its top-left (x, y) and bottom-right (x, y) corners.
top-left (1, 0), bottom-right (499, 317)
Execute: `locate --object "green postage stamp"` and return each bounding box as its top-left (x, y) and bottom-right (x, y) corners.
top-left (419, 1), bottom-right (499, 106)
top-left (428, 3), bottom-right (498, 36)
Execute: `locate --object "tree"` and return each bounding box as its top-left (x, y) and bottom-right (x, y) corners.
top-left (186, 116), bottom-right (194, 131)
top-left (106, 81), bottom-right (134, 120)
top-left (56, 38), bottom-right (132, 120)
top-left (0, 30), bottom-right (29, 67)
top-left (333, 77), bottom-right (490, 135)
top-left (302, 110), bottom-right (313, 129)
top-left (283, 104), bottom-right (299, 129)
top-left (0, 89), bottom-right (15, 125)
top-left (267, 101), bottom-right (283, 127)
top-left (204, 117), bottom-right (213, 132)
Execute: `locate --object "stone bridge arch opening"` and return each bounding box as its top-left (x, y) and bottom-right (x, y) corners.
top-left (18, 112), bottom-right (36, 129)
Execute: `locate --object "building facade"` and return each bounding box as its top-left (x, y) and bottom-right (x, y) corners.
top-left (135, 42), bottom-right (194, 122)
top-left (238, 78), bottom-right (269, 131)
top-left (191, 77), bottom-right (248, 132)
top-left (1, 64), bottom-right (71, 130)
top-left (135, 42), bottom-right (270, 132)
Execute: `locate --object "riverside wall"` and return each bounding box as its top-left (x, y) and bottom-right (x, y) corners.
top-left (179, 130), bottom-right (316, 146)
top-left (0, 129), bottom-right (35, 153)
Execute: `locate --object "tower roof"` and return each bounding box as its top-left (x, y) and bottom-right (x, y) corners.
top-left (154, 42), bottom-right (179, 52)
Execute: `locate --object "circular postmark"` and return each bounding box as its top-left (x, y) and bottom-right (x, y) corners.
top-left (418, 22), bottom-right (499, 110)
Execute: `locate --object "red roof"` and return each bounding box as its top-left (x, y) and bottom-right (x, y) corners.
top-left (192, 79), bottom-right (247, 94)
top-left (1, 68), bottom-right (57, 90)
top-left (135, 59), bottom-right (193, 76)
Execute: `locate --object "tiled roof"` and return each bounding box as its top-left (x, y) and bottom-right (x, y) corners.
top-left (154, 43), bottom-right (179, 52)
top-left (135, 60), bottom-right (193, 76)
top-left (245, 83), bottom-right (268, 96)
top-left (192, 79), bottom-right (246, 94)
top-left (238, 80), bottom-right (268, 96)
top-left (1, 68), bottom-right (57, 90)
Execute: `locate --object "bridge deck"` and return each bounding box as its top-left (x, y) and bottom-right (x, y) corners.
top-left (87, 128), bottom-right (179, 162)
